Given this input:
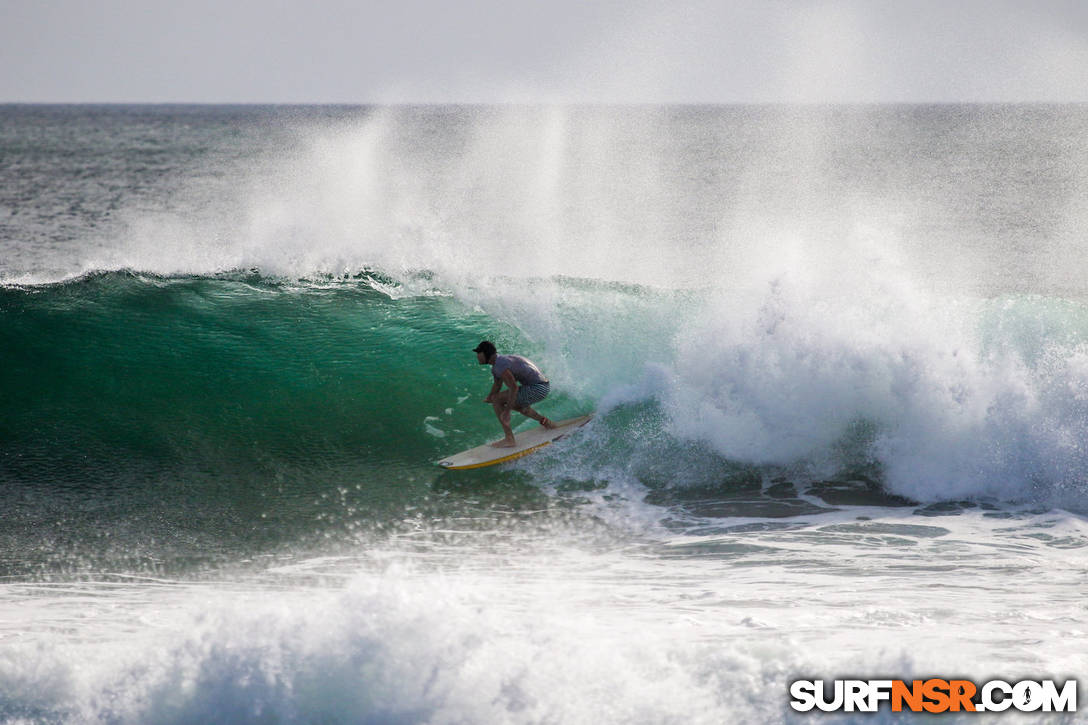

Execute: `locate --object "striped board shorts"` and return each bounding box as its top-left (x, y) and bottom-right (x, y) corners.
top-left (516, 381), bottom-right (550, 408)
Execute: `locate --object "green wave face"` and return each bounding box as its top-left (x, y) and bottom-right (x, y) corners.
top-left (1, 273), bottom-right (578, 571)
top-left (4, 275), bottom-right (458, 467)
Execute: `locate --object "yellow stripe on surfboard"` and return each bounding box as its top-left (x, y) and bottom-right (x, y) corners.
top-left (436, 414), bottom-right (593, 470)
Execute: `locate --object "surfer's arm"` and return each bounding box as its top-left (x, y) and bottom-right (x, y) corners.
top-left (484, 377), bottom-right (502, 403)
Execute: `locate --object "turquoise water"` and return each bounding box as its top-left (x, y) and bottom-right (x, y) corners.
top-left (2, 269), bottom-right (607, 571)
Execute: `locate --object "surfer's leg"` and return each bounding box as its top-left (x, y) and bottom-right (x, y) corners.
top-left (515, 404), bottom-right (555, 428)
top-left (514, 382), bottom-right (553, 427)
top-left (490, 393), bottom-right (517, 447)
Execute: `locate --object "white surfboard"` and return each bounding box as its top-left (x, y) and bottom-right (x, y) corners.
top-left (436, 414), bottom-right (594, 470)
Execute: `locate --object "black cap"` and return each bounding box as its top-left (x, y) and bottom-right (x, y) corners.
top-left (473, 340), bottom-right (497, 357)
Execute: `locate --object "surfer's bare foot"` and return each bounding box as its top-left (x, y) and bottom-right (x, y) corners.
top-left (540, 417), bottom-right (556, 429)
top-left (490, 438), bottom-right (517, 448)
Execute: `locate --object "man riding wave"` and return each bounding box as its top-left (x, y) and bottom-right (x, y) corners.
top-left (473, 341), bottom-right (556, 447)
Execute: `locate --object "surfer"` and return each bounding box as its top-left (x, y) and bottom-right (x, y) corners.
top-left (474, 341), bottom-right (556, 447)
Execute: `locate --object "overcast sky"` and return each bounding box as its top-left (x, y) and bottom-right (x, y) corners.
top-left (2, 0), bottom-right (1087, 103)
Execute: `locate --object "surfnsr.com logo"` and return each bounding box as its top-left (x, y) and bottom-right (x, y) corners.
top-left (789, 679), bottom-right (1077, 714)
